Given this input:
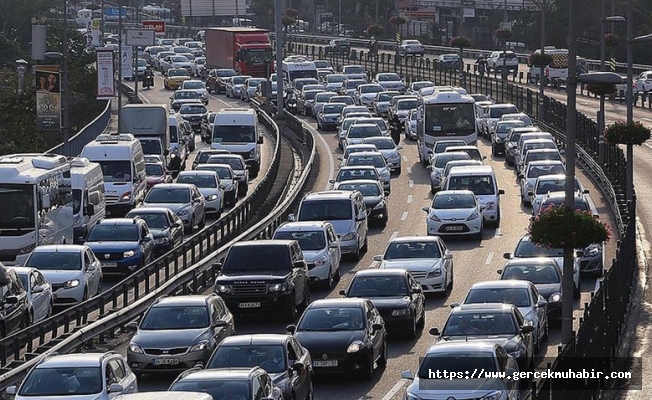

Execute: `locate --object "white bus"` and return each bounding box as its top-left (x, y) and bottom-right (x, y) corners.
top-left (0, 153), bottom-right (73, 265)
top-left (416, 91), bottom-right (477, 164)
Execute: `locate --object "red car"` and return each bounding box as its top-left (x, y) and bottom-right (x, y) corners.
top-left (145, 162), bottom-right (173, 189)
top-left (206, 68), bottom-right (238, 94)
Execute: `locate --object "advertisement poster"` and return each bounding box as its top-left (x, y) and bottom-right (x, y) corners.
top-left (96, 48), bottom-right (115, 100)
top-left (35, 65), bottom-right (61, 131)
top-left (121, 45), bottom-right (133, 79)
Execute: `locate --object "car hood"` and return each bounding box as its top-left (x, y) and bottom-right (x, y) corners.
top-left (363, 196), bottom-right (383, 208)
top-left (302, 249), bottom-right (328, 262)
top-left (132, 327), bottom-right (210, 348)
top-left (197, 187), bottom-right (220, 198)
top-left (326, 220), bottom-right (354, 236)
top-left (294, 330), bottom-right (365, 351)
top-left (431, 208), bottom-right (478, 220)
top-left (172, 99), bottom-right (199, 105)
top-left (439, 334), bottom-right (516, 347)
top-left (86, 241), bottom-right (140, 252)
top-left (149, 228), bottom-right (171, 238)
top-left (380, 259), bottom-right (442, 272)
top-left (142, 202), bottom-right (188, 213)
top-left (216, 273), bottom-right (290, 283)
top-left (39, 270), bottom-right (82, 285)
top-left (535, 283), bottom-right (562, 299)
top-left (367, 297), bottom-right (412, 310)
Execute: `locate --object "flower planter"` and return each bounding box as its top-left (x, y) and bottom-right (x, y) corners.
top-left (529, 206), bottom-right (610, 249)
top-left (604, 121), bottom-right (651, 145)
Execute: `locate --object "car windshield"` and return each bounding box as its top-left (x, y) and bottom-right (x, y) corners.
top-left (348, 155), bottom-right (385, 168)
top-left (377, 93), bottom-right (397, 102)
top-left (18, 366), bottom-right (102, 396)
top-left (169, 69), bottom-right (188, 77)
top-left (247, 79), bottom-right (266, 87)
top-left (384, 241), bottom-right (441, 259)
top-left (26, 252), bottom-right (80, 271)
top-left (97, 160), bottom-right (131, 183)
top-left (433, 153), bottom-right (470, 168)
top-left (346, 80), bottom-right (364, 89)
top-left (336, 168), bottom-right (377, 182)
top-left (413, 82), bottom-right (434, 91)
top-left (274, 230), bottom-right (326, 251)
top-left (146, 163), bottom-right (165, 176)
top-left (217, 69), bottom-right (237, 77)
top-left (304, 91), bottom-right (321, 101)
top-left (446, 175), bottom-right (495, 196)
top-left (504, 115), bottom-right (533, 125)
top-left (541, 200), bottom-right (589, 212)
top-left (180, 104), bottom-right (206, 114)
top-left (397, 100), bottom-right (418, 110)
top-left (433, 192), bottom-right (476, 209)
top-left (465, 287), bottom-right (532, 308)
top-left (184, 81), bottom-right (205, 89)
top-left (140, 305), bottom-right (209, 329)
top-left (87, 225), bottom-right (139, 242)
top-left (208, 157), bottom-right (244, 170)
top-left (434, 141), bottom-right (467, 153)
top-left (360, 85), bottom-right (383, 94)
top-left (348, 126), bottom-right (381, 138)
top-left (527, 164), bottom-right (565, 178)
top-left (232, 76), bottom-right (249, 85)
top-left (337, 182), bottom-right (381, 196)
top-left (502, 264), bottom-right (561, 284)
top-left (298, 307), bottom-right (365, 331)
top-left (377, 74), bottom-right (401, 82)
top-left (174, 91), bottom-right (199, 99)
top-left (314, 60), bottom-right (331, 69)
top-left (442, 313), bottom-right (518, 336)
top-left (299, 199), bottom-right (352, 221)
top-left (223, 245), bottom-right (292, 273)
top-left (315, 93), bottom-right (335, 102)
top-left (348, 275), bottom-right (408, 297)
top-left (127, 212), bottom-right (169, 229)
top-left (514, 238), bottom-right (564, 257)
top-left (418, 353), bottom-right (497, 379)
top-left (177, 174), bottom-right (217, 188)
top-left (327, 75), bottom-right (347, 83)
top-left (496, 122), bottom-right (525, 134)
top-left (207, 345), bottom-right (287, 373)
top-left (344, 66), bottom-right (364, 74)
top-left (330, 97), bottom-right (353, 105)
top-left (526, 151), bottom-right (561, 163)
top-left (170, 379), bottom-right (250, 399)
top-left (536, 178), bottom-right (579, 194)
top-left (146, 187), bottom-right (190, 203)
top-left (213, 125), bottom-right (256, 144)
top-left (323, 104), bottom-right (345, 114)
top-left (489, 106), bottom-right (518, 118)
top-left (364, 137), bottom-right (394, 150)
top-left (197, 166), bottom-right (232, 180)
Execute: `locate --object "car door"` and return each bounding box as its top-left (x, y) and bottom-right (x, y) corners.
top-left (210, 299), bottom-right (231, 344)
top-left (437, 239), bottom-right (452, 280)
top-left (495, 346), bottom-right (519, 396)
top-left (28, 271), bottom-right (45, 322)
top-left (33, 271), bottom-right (52, 321)
top-left (287, 339), bottom-right (309, 398)
top-left (290, 243), bottom-right (308, 305)
top-left (366, 302), bottom-right (384, 360)
top-left (140, 224), bottom-right (154, 261)
top-left (193, 187), bottom-right (206, 221)
top-left (2, 279), bottom-right (23, 333)
top-left (107, 357), bottom-right (137, 397)
top-left (327, 226), bottom-right (341, 273)
top-left (168, 210), bottom-right (184, 246)
top-left (513, 309), bottom-right (534, 362)
top-left (83, 250), bottom-right (98, 296)
top-left (408, 275), bottom-right (424, 319)
top-left (530, 285), bottom-right (547, 341)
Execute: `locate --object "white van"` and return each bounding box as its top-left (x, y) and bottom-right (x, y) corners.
top-left (70, 157), bottom-right (106, 243)
top-left (443, 165), bottom-right (504, 226)
top-left (80, 133), bottom-right (147, 217)
top-left (168, 114), bottom-right (192, 172)
top-left (115, 392), bottom-right (213, 400)
top-left (211, 108), bottom-right (263, 178)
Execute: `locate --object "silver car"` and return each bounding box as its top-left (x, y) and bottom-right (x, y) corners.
top-left (324, 73), bottom-right (347, 91)
top-left (427, 152), bottom-right (472, 193)
top-left (391, 98), bottom-right (419, 123)
top-left (372, 91), bottom-right (400, 117)
top-left (11, 266), bottom-right (54, 323)
top-left (176, 170), bottom-right (225, 217)
top-left (195, 164), bottom-right (239, 207)
top-left (354, 84), bottom-right (385, 108)
top-left (206, 154), bottom-right (249, 196)
top-left (406, 80), bottom-right (434, 94)
top-left (312, 91), bottom-right (338, 117)
top-left (404, 109), bottom-right (419, 140)
top-left (181, 80), bottom-right (209, 105)
top-left (362, 136), bottom-right (403, 173)
top-left (225, 75), bottom-right (251, 98)
top-left (142, 183), bottom-right (206, 233)
top-left (242, 77), bottom-right (267, 101)
top-left (317, 102), bottom-right (347, 131)
top-left (518, 160), bottom-right (565, 205)
top-left (343, 151), bottom-right (391, 193)
top-left (373, 72), bottom-right (405, 92)
top-left (343, 123), bottom-right (383, 149)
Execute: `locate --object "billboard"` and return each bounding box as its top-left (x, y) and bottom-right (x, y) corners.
top-left (96, 48), bottom-right (116, 100)
top-left (143, 20), bottom-right (166, 34)
top-left (35, 65), bottom-right (61, 131)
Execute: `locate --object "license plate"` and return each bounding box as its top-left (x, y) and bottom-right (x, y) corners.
top-left (446, 226), bottom-right (464, 231)
top-left (153, 358), bottom-right (179, 366)
top-left (313, 360), bottom-right (338, 367)
top-left (102, 262), bottom-right (118, 268)
top-left (239, 302), bottom-right (261, 309)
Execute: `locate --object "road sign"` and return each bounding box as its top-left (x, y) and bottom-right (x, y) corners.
top-left (143, 20), bottom-right (166, 34)
top-left (125, 29), bottom-right (155, 46)
top-left (121, 45), bottom-right (133, 78)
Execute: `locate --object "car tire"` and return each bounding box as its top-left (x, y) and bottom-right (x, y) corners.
top-left (187, 217), bottom-right (195, 234)
top-left (324, 266), bottom-right (334, 290)
top-left (353, 245), bottom-right (362, 261)
top-left (300, 289), bottom-right (310, 311)
top-left (198, 213), bottom-right (206, 229)
top-left (418, 306), bottom-right (426, 328)
top-left (378, 341), bottom-right (388, 367)
top-left (362, 353), bottom-right (375, 381)
top-left (406, 314), bottom-right (418, 339)
top-left (491, 143), bottom-right (497, 156)
top-left (379, 213), bottom-right (388, 227)
top-left (396, 167), bottom-right (401, 175)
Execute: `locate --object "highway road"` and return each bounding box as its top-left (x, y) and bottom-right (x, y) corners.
top-left (104, 75), bottom-right (618, 399)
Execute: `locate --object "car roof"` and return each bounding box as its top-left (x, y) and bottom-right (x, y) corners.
top-left (38, 353), bottom-right (105, 368)
top-left (470, 280), bottom-right (532, 289)
top-left (526, 160), bottom-right (564, 167)
top-left (149, 183), bottom-right (195, 190)
top-left (32, 244), bottom-right (86, 253)
top-left (336, 179), bottom-right (382, 187)
top-left (451, 303), bottom-right (517, 314)
top-left (220, 334), bottom-right (290, 346)
top-left (96, 218), bottom-right (142, 226)
top-left (153, 295), bottom-right (211, 307)
top-left (354, 268), bottom-right (407, 277)
top-left (232, 239), bottom-right (295, 248)
top-left (304, 190), bottom-right (359, 200)
top-left (504, 257), bottom-right (560, 267)
top-left (348, 151), bottom-right (384, 157)
top-left (435, 189), bottom-right (476, 197)
top-left (426, 341), bottom-right (498, 355)
top-left (179, 368), bottom-right (255, 381)
top-left (127, 207), bottom-right (171, 214)
top-left (388, 235), bottom-right (440, 243)
top-left (276, 221), bottom-right (331, 231)
top-left (178, 170), bottom-right (217, 177)
top-left (308, 298), bottom-right (367, 308)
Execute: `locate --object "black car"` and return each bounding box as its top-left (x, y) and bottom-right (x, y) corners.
top-left (169, 367), bottom-right (283, 399)
top-left (200, 112), bottom-right (216, 144)
top-left (178, 103), bottom-right (207, 133)
top-left (325, 39), bottom-right (351, 56)
top-left (192, 149), bottom-right (232, 170)
top-left (334, 179), bottom-right (388, 227)
top-left (125, 207), bottom-right (184, 256)
top-left (213, 240), bottom-right (310, 321)
top-left (287, 298), bottom-right (387, 381)
top-left (206, 334), bottom-right (314, 400)
top-left (340, 269), bottom-right (425, 338)
top-left (491, 120), bottom-right (527, 156)
top-left (0, 266), bottom-right (30, 336)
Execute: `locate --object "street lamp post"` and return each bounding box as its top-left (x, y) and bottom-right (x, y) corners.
top-left (16, 59), bottom-right (28, 94)
top-left (599, 15), bottom-right (625, 165)
top-left (538, 0), bottom-right (546, 119)
top-left (61, 0), bottom-right (70, 156)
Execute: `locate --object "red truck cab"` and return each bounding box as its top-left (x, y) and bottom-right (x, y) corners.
top-left (206, 27), bottom-right (274, 78)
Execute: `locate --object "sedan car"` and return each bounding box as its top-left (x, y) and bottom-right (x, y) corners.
top-left (528, 174), bottom-right (585, 216)
top-left (406, 80), bottom-right (435, 94)
top-left (180, 80), bottom-right (209, 105)
top-left (371, 91), bottom-right (400, 117)
top-left (505, 126), bottom-right (543, 165)
top-left (206, 154), bottom-right (249, 196)
top-left (317, 102), bottom-right (346, 131)
top-left (287, 298), bottom-right (387, 380)
top-left (427, 152), bottom-right (472, 193)
top-left (126, 294), bottom-right (235, 376)
top-left (324, 74), bottom-right (347, 92)
top-left (403, 109), bottom-right (419, 140)
top-left (342, 151), bottom-right (391, 193)
top-left (491, 120), bottom-right (527, 156)
top-left (373, 73), bottom-right (405, 93)
top-left (205, 335), bottom-right (314, 400)
top-left (160, 55), bottom-right (192, 74)
top-left (362, 136), bottom-right (402, 173)
top-left (390, 97), bottom-right (419, 124)
top-left (24, 245), bottom-right (102, 305)
top-left (340, 78), bottom-right (367, 97)
top-left (354, 84), bottom-right (385, 108)
top-left (177, 170), bottom-right (225, 217)
top-left (455, 280), bottom-right (549, 351)
top-left (164, 68), bottom-right (192, 90)
top-left (401, 342), bottom-right (520, 400)
top-left (340, 269), bottom-right (425, 338)
top-left (311, 91), bottom-right (338, 117)
top-left (192, 149), bottom-right (232, 170)
top-left (145, 162), bottom-right (173, 190)
top-left (206, 68), bottom-right (237, 94)
top-left (242, 77), bottom-right (268, 102)
top-left (341, 144), bottom-right (378, 162)
top-left (169, 89), bottom-right (201, 111)
top-left (125, 207), bottom-right (184, 256)
top-left (422, 190), bottom-right (484, 239)
top-left (195, 164), bottom-right (239, 207)
top-left (225, 75), bottom-right (252, 98)
top-left (343, 123), bottom-right (383, 149)
top-left (518, 160), bottom-right (566, 205)
top-left (334, 180), bottom-right (387, 226)
top-left (143, 183), bottom-right (207, 233)
top-left (191, 56), bottom-right (207, 77)
top-left (177, 102), bottom-right (207, 132)
top-left (10, 266), bottom-right (53, 323)
top-left (168, 367), bottom-right (283, 400)
top-left (431, 303), bottom-right (535, 371)
top-left (398, 39), bottom-right (425, 56)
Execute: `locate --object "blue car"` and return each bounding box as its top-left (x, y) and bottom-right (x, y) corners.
top-left (83, 218), bottom-right (155, 276)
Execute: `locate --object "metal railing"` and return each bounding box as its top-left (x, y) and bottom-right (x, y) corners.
top-left (46, 100), bottom-right (112, 157)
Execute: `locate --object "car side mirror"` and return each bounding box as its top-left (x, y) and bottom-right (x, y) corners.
top-left (77, 237), bottom-right (85, 244)
top-left (219, 183), bottom-right (226, 189)
top-left (143, 235), bottom-right (152, 242)
top-left (583, 189), bottom-right (590, 194)
top-left (449, 302), bottom-right (460, 309)
top-left (169, 97), bottom-right (173, 100)
top-left (482, 155), bottom-right (487, 160)
top-left (527, 191), bottom-right (534, 196)
top-left (173, 222), bottom-right (182, 228)
top-left (339, 289), bottom-right (346, 296)
top-left (125, 320), bottom-right (139, 332)
top-left (5, 386), bottom-right (17, 395)
top-left (503, 252), bottom-right (512, 259)
top-left (521, 325), bottom-right (535, 334)
top-left (426, 165), bottom-right (433, 171)
top-left (372, 323), bottom-right (383, 331)
top-left (498, 189), bottom-right (505, 195)
top-left (518, 174), bottom-right (524, 179)
top-left (31, 286), bottom-right (44, 294)
top-left (397, 146), bottom-right (404, 150)
top-left (85, 204), bottom-right (95, 216)
top-left (536, 300), bottom-right (548, 308)
top-left (576, 250), bottom-right (584, 258)
top-left (258, 137), bottom-right (264, 144)
top-left (401, 370), bottom-right (415, 380)
top-left (213, 319), bottom-right (227, 327)
top-left (292, 361), bottom-right (305, 371)
top-left (286, 324), bottom-right (297, 334)
top-left (356, 215), bottom-right (366, 222)
top-left (288, 214), bottom-right (296, 222)
top-left (164, 149), bottom-right (170, 156)
top-left (373, 255), bottom-right (382, 261)
top-left (108, 383), bottom-right (124, 393)
top-left (429, 327), bottom-right (441, 336)
top-left (411, 287), bottom-right (421, 294)
top-left (480, 205), bottom-right (487, 211)
top-left (497, 269), bottom-right (503, 275)
top-left (293, 261), bottom-right (306, 269)
top-left (422, 206), bottom-right (430, 212)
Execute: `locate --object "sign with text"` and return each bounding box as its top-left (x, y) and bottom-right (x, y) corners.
top-left (142, 20), bottom-right (166, 34)
top-left (125, 28), bottom-right (155, 46)
top-left (35, 65), bottom-right (61, 131)
top-left (121, 45), bottom-right (133, 78)
top-left (96, 48), bottom-right (115, 100)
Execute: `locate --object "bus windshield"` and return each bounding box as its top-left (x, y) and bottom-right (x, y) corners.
top-left (424, 103), bottom-right (476, 137)
top-left (0, 184), bottom-right (35, 230)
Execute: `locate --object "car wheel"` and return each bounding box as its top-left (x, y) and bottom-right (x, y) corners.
top-left (306, 379), bottom-right (314, 400)
top-left (491, 143), bottom-right (497, 156)
top-left (418, 306), bottom-right (426, 328)
top-left (362, 235), bottom-right (368, 252)
top-left (542, 321), bottom-right (549, 341)
top-left (362, 353), bottom-right (375, 381)
top-left (300, 289), bottom-right (310, 311)
top-left (47, 301), bottom-right (53, 318)
top-left (324, 266), bottom-right (334, 290)
top-left (378, 340), bottom-right (388, 367)
top-left (198, 213), bottom-right (206, 229)
top-left (187, 217), bottom-right (195, 234)
top-left (380, 213), bottom-right (388, 227)
top-left (406, 314), bottom-right (418, 339)
top-left (396, 167), bottom-right (402, 175)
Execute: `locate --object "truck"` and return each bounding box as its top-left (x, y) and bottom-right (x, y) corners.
top-left (205, 27), bottom-right (274, 78)
top-left (119, 104), bottom-right (178, 170)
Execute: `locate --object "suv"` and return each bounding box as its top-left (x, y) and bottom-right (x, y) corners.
top-left (0, 266), bottom-right (29, 336)
top-left (6, 352), bottom-right (138, 399)
top-left (325, 39), bottom-right (351, 55)
top-left (486, 50), bottom-right (519, 72)
top-left (214, 240), bottom-right (310, 321)
top-left (83, 218), bottom-right (155, 276)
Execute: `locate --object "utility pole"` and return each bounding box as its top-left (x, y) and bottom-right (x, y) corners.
top-left (274, 0), bottom-right (284, 114)
top-left (625, 0), bottom-right (633, 202)
top-left (62, 0), bottom-right (70, 155)
top-left (118, 3), bottom-right (123, 132)
top-left (538, 0), bottom-right (545, 119)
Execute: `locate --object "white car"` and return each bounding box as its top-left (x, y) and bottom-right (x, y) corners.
top-left (398, 39), bottom-right (425, 56)
top-left (181, 80), bottom-right (209, 105)
top-left (518, 160), bottom-right (565, 205)
top-left (343, 122), bottom-right (382, 148)
top-left (242, 77), bottom-right (267, 101)
top-left (374, 73), bottom-right (405, 92)
top-left (225, 75), bottom-right (251, 98)
top-left (160, 55), bottom-right (193, 74)
top-left (362, 136), bottom-right (403, 173)
top-left (24, 245), bottom-right (103, 306)
top-left (352, 117), bottom-right (389, 136)
top-left (176, 170), bottom-right (225, 217)
top-left (354, 84), bottom-right (385, 108)
top-left (486, 50), bottom-right (519, 72)
top-left (634, 70), bottom-right (652, 93)
top-left (528, 174), bottom-right (585, 215)
top-left (406, 80), bottom-right (434, 94)
top-left (404, 109), bottom-right (419, 139)
top-left (340, 144), bottom-right (378, 162)
top-left (191, 56), bottom-right (207, 77)
top-left (324, 73), bottom-right (348, 92)
top-left (11, 266), bottom-right (54, 323)
top-left (317, 102), bottom-right (347, 131)
top-left (375, 235), bottom-right (454, 294)
top-left (391, 98), bottom-right (419, 124)
top-left (372, 91), bottom-right (400, 116)
top-left (422, 190), bottom-right (483, 239)
top-left (312, 91), bottom-right (339, 117)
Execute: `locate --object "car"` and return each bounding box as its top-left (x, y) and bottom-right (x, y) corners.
top-left (177, 170), bottom-right (224, 217)
top-left (311, 91), bottom-right (338, 117)
top-left (439, 160), bottom-right (484, 191)
top-left (433, 139), bottom-right (468, 155)
top-left (334, 179), bottom-right (388, 226)
top-left (153, 50), bottom-right (174, 69)
top-left (200, 111), bottom-right (217, 144)
top-left (192, 149), bottom-right (232, 170)
top-left (373, 73), bottom-right (405, 93)
top-left (142, 183), bottom-right (207, 233)
top-left (273, 221), bottom-right (342, 289)
top-left (362, 136), bottom-right (403, 173)
top-left (143, 45), bottom-right (166, 63)
top-left (291, 78), bottom-right (319, 94)
top-left (515, 137), bottom-right (558, 173)
top-left (325, 38), bottom-right (351, 55)
top-left (354, 84), bottom-right (385, 108)
top-left (401, 342), bottom-right (520, 400)
top-left (371, 91), bottom-right (400, 117)
top-left (316, 102), bottom-right (347, 131)
top-left (168, 367), bottom-right (283, 400)
top-left (10, 266), bottom-right (53, 323)
top-left (389, 97), bottom-right (419, 124)
top-left (328, 94), bottom-right (354, 106)
top-left (469, 93), bottom-right (491, 102)
top-left (83, 218), bottom-right (154, 276)
top-left (528, 174), bottom-right (586, 216)
top-left (340, 78), bottom-right (367, 97)
top-left (406, 80), bottom-right (435, 94)
top-left (340, 144), bottom-right (378, 162)
top-left (403, 109), bottom-right (419, 140)
top-left (242, 77), bottom-right (267, 102)
top-left (501, 112), bottom-right (534, 127)
top-left (206, 154), bottom-right (249, 196)
top-left (331, 165), bottom-right (382, 189)
top-left (352, 117), bottom-right (390, 136)
top-left (430, 303), bottom-right (535, 371)
top-left (340, 269), bottom-right (425, 338)
top-left (482, 103), bottom-right (519, 137)
top-left (422, 190), bottom-right (484, 239)
top-left (427, 152), bottom-right (471, 193)
top-left (341, 65), bottom-right (366, 80)
top-left (518, 148), bottom-right (563, 176)
top-left (195, 164), bottom-right (239, 207)
top-left (491, 120), bottom-right (528, 156)
top-left (225, 75), bottom-right (252, 98)
top-left (337, 118), bottom-right (364, 148)
top-left (324, 73), bottom-right (348, 92)
top-left (144, 162), bottom-right (172, 190)
top-left (444, 145), bottom-right (486, 162)
top-left (0, 266), bottom-right (30, 334)
top-left (313, 59), bottom-right (334, 72)
top-left (206, 68), bottom-right (237, 94)
top-left (455, 280), bottom-right (549, 351)
top-left (125, 207), bottom-right (184, 256)
top-left (191, 56), bottom-right (208, 78)
top-left (518, 160), bottom-right (566, 205)
top-left (297, 89), bottom-right (326, 116)
top-left (125, 294), bottom-right (235, 376)
top-left (24, 244), bottom-right (103, 305)
top-left (505, 126), bottom-right (543, 165)
top-left (342, 151), bottom-right (391, 193)
top-left (286, 298), bottom-right (387, 380)
top-left (435, 53), bottom-right (461, 70)
top-left (398, 39), bottom-right (425, 56)
top-left (634, 70), bottom-right (652, 93)
top-left (180, 80), bottom-right (209, 105)
top-left (169, 89), bottom-right (201, 112)
top-left (6, 352), bottom-right (138, 399)
top-left (177, 102), bottom-right (207, 132)
top-left (164, 68), bottom-right (192, 90)
top-left (342, 123), bottom-right (383, 149)
top-left (130, 58), bottom-right (148, 80)
top-left (205, 335), bottom-right (314, 400)
top-left (160, 55), bottom-right (193, 74)
top-left (486, 50), bottom-right (519, 72)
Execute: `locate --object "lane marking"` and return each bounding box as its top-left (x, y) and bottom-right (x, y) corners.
top-left (407, 194), bottom-right (413, 204)
top-left (382, 379), bottom-right (408, 400)
top-left (390, 231), bottom-right (399, 241)
top-left (302, 125), bottom-right (335, 191)
top-left (401, 212), bottom-right (408, 221)
top-left (485, 252), bottom-right (494, 265)
top-left (402, 155), bottom-right (408, 161)
top-left (408, 180), bottom-right (414, 188)
top-left (367, 261), bottom-right (379, 269)
top-left (407, 167), bottom-right (412, 174)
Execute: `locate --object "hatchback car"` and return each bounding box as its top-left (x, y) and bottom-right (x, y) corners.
top-left (169, 89), bottom-right (201, 111)
top-left (169, 367), bottom-right (283, 400)
top-left (177, 170), bottom-right (225, 217)
top-left (142, 183), bottom-right (206, 233)
top-left (317, 102), bottom-right (347, 131)
top-left (180, 80), bottom-right (209, 105)
top-left (125, 207), bottom-right (184, 256)
top-left (10, 266), bottom-right (53, 323)
top-left (225, 75), bottom-right (252, 98)
top-left (195, 164), bottom-right (239, 207)
top-left (334, 180), bottom-right (388, 226)
top-left (362, 136), bottom-right (403, 173)
top-left (518, 160), bottom-right (566, 205)
top-left (342, 151), bottom-right (391, 193)
top-left (206, 154), bottom-right (249, 196)
top-left (24, 244), bottom-right (103, 305)
top-left (422, 190), bottom-right (484, 239)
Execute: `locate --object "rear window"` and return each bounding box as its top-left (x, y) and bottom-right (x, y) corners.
top-left (446, 175), bottom-right (495, 195)
top-left (489, 106), bottom-right (518, 118)
top-left (299, 199), bottom-right (352, 221)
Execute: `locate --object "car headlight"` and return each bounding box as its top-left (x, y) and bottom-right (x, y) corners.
top-left (154, 237), bottom-right (170, 245)
top-left (123, 250), bottom-right (136, 258)
top-left (373, 201), bottom-right (386, 210)
top-left (346, 340), bottom-right (364, 353)
top-left (63, 279), bottom-right (80, 289)
top-left (467, 212), bottom-right (480, 221)
top-left (190, 340), bottom-right (210, 352)
top-left (207, 194), bottom-right (218, 201)
top-left (314, 256), bottom-right (328, 266)
top-left (249, 148), bottom-right (256, 157)
top-left (215, 284), bottom-right (231, 294)
top-left (525, 183), bottom-right (533, 193)
top-left (549, 292), bottom-right (562, 303)
top-left (224, 184), bottom-right (234, 191)
top-left (177, 207), bottom-right (190, 216)
top-left (495, 136), bottom-right (503, 143)
top-left (428, 213), bottom-right (441, 222)
top-left (481, 391), bottom-right (503, 400)
top-left (129, 343), bottom-right (144, 354)
top-left (392, 308), bottom-right (410, 316)
top-left (509, 350), bottom-right (522, 359)
top-left (427, 268), bottom-right (442, 278)
top-left (584, 245), bottom-right (600, 257)
top-left (341, 232), bottom-right (356, 241)
top-left (405, 392), bottom-right (422, 400)
top-left (268, 282), bottom-right (290, 292)
top-left (389, 152), bottom-right (400, 159)
top-left (484, 202), bottom-right (495, 210)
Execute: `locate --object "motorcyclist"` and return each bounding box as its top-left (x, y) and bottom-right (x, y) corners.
top-left (389, 112), bottom-right (402, 145)
top-left (476, 55), bottom-right (487, 76)
top-left (143, 66), bottom-right (154, 89)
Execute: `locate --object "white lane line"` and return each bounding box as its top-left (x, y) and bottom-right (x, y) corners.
top-left (407, 167), bottom-right (412, 174)
top-left (367, 261), bottom-right (379, 269)
top-left (402, 156), bottom-right (408, 161)
top-left (495, 228), bottom-right (502, 236)
top-left (401, 212), bottom-right (408, 221)
top-left (305, 126), bottom-right (335, 191)
top-left (407, 195), bottom-right (413, 204)
top-left (390, 231), bottom-right (399, 241)
top-left (408, 180), bottom-right (414, 188)
top-left (382, 379), bottom-right (408, 400)
top-left (485, 252), bottom-right (494, 265)
top-left (208, 92), bottom-right (236, 108)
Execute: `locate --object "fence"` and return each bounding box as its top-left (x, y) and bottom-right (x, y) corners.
top-left (46, 100), bottom-right (112, 157)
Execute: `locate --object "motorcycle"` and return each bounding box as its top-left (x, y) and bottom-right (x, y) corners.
top-left (142, 74), bottom-right (154, 89)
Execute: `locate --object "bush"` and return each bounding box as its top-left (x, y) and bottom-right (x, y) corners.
top-left (389, 16), bottom-right (406, 25)
top-left (529, 206), bottom-right (611, 249)
top-left (529, 52), bottom-right (553, 67)
top-left (604, 121), bottom-right (651, 145)
top-left (450, 36), bottom-right (471, 49)
top-left (495, 29), bottom-right (512, 42)
top-left (282, 15), bottom-right (296, 26)
top-left (367, 24), bottom-right (385, 36)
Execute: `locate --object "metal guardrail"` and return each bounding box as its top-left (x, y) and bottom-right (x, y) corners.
top-left (46, 100), bottom-right (112, 157)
